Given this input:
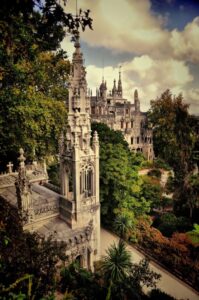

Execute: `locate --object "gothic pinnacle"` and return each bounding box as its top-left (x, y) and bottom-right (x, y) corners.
top-left (18, 148), bottom-right (26, 168)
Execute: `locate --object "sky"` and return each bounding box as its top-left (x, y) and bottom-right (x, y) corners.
top-left (61, 0), bottom-right (199, 114)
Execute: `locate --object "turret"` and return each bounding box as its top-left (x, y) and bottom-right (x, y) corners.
top-left (112, 79), bottom-right (117, 97)
top-left (99, 77), bottom-right (107, 99)
top-left (68, 33), bottom-right (88, 113)
top-left (117, 68), bottom-right (123, 97)
top-left (134, 89), bottom-right (140, 112)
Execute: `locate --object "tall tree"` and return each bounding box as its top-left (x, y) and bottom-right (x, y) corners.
top-left (0, 0), bottom-right (93, 165)
top-left (148, 90), bottom-right (198, 217)
top-left (148, 90), bottom-right (196, 177)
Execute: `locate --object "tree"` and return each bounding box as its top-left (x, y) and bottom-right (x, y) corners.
top-left (92, 123), bottom-right (151, 226)
top-left (100, 240), bottom-right (132, 300)
top-left (0, 0), bottom-right (93, 165)
top-left (91, 122), bottom-right (129, 149)
top-left (114, 213), bottom-right (136, 240)
top-left (141, 175), bottom-right (163, 211)
top-left (148, 90), bottom-right (198, 217)
top-left (129, 259), bottom-right (161, 291)
top-left (60, 262), bottom-right (105, 300)
top-left (0, 197), bottom-right (67, 299)
top-left (148, 90), bottom-right (195, 177)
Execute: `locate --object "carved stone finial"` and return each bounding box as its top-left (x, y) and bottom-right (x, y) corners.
top-left (18, 148), bottom-right (26, 168)
top-left (93, 131), bottom-right (99, 143)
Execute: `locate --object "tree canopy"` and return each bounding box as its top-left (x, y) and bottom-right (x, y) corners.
top-left (0, 0), bottom-right (93, 166)
top-left (91, 122), bottom-right (150, 227)
top-left (148, 89), bottom-right (197, 177)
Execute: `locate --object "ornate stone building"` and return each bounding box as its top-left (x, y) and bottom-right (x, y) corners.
top-left (0, 35), bottom-right (100, 269)
top-left (90, 71), bottom-right (154, 160)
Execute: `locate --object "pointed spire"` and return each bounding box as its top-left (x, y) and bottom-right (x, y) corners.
top-left (112, 79), bottom-right (117, 96)
top-left (134, 89), bottom-right (138, 100)
top-left (117, 66), bottom-right (123, 97)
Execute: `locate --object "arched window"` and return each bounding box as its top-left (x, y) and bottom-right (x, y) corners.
top-left (80, 166), bottom-right (93, 197)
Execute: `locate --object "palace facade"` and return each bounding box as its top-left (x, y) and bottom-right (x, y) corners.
top-left (90, 72), bottom-right (154, 160)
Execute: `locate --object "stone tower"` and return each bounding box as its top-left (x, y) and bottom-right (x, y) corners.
top-left (134, 89), bottom-right (140, 112)
top-left (59, 33), bottom-right (100, 265)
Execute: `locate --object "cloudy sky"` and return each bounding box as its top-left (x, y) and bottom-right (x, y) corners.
top-left (62, 0), bottom-right (199, 114)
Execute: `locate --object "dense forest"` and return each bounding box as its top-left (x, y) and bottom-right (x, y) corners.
top-left (0, 0), bottom-right (199, 299)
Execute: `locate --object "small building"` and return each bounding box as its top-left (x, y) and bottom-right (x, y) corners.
top-left (90, 71), bottom-right (154, 160)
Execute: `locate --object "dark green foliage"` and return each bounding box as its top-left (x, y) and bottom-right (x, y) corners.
top-left (153, 158), bottom-right (171, 171)
top-left (149, 90), bottom-right (199, 218)
top-left (0, 0), bottom-right (93, 164)
top-left (91, 122), bottom-right (129, 149)
top-left (99, 241), bottom-right (160, 300)
top-left (148, 89), bottom-right (196, 176)
top-left (154, 213), bottom-right (191, 237)
top-left (114, 214), bottom-right (135, 240)
top-left (59, 262), bottom-right (106, 300)
top-left (147, 169), bottom-right (161, 179)
top-left (130, 259), bottom-right (161, 291)
top-left (91, 122), bottom-right (150, 226)
top-left (47, 160), bottom-right (60, 187)
top-left (101, 240), bottom-right (132, 283)
top-left (0, 197), bottom-right (66, 299)
top-left (141, 175), bottom-right (163, 211)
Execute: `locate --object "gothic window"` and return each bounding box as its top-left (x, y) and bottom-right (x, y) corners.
top-left (131, 137), bottom-right (134, 144)
top-left (80, 166), bottom-right (93, 197)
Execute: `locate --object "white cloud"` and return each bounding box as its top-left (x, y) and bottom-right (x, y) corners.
top-left (170, 17), bottom-right (199, 63)
top-left (86, 56), bottom-right (193, 112)
top-left (62, 0), bottom-right (199, 114)
top-left (63, 0), bottom-right (199, 65)
top-left (64, 0), bottom-right (170, 57)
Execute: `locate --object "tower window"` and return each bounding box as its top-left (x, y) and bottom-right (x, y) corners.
top-left (80, 167), bottom-right (93, 197)
top-left (131, 137), bottom-right (134, 144)
top-left (121, 121), bottom-right (124, 129)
